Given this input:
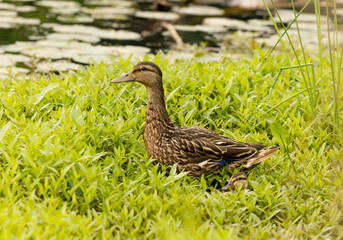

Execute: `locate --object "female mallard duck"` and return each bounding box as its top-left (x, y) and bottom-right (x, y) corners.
top-left (222, 172), bottom-right (248, 191)
top-left (111, 61), bottom-right (278, 177)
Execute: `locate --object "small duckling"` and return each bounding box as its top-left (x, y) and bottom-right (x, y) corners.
top-left (222, 172), bottom-right (248, 191)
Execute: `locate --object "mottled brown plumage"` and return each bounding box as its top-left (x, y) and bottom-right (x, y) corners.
top-left (222, 172), bottom-right (248, 191)
top-left (111, 61), bottom-right (279, 177)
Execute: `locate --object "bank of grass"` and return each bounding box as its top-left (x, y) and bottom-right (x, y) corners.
top-left (0, 52), bottom-right (342, 239)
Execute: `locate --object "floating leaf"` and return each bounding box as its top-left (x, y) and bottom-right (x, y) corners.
top-left (0, 54), bottom-right (31, 66)
top-left (36, 61), bottom-right (81, 72)
top-left (175, 5), bottom-right (224, 16)
top-left (135, 11), bottom-right (180, 21)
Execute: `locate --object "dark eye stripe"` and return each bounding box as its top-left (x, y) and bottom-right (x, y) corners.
top-left (132, 68), bottom-right (155, 74)
top-left (236, 177), bottom-right (247, 181)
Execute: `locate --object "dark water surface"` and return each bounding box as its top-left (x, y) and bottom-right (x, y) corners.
top-left (0, 0), bottom-right (342, 74)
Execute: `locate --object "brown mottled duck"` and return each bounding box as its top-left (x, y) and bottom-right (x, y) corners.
top-left (222, 172), bottom-right (248, 191)
top-left (111, 61), bottom-right (279, 177)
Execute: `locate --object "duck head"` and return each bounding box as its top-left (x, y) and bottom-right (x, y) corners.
top-left (111, 61), bottom-right (163, 88)
top-left (222, 172), bottom-right (248, 191)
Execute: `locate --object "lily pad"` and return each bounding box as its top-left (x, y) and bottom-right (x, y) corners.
top-left (85, 0), bottom-right (133, 7)
top-left (135, 11), bottom-right (180, 21)
top-left (72, 54), bottom-right (117, 64)
top-left (46, 24), bottom-right (141, 40)
top-left (9, 0), bottom-right (35, 2)
top-left (0, 54), bottom-right (31, 67)
top-left (247, 19), bottom-right (273, 26)
top-left (175, 24), bottom-right (227, 33)
top-left (36, 60), bottom-right (82, 72)
top-left (273, 10), bottom-right (297, 24)
top-left (46, 33), bottom-right (100, 43)
top-left (0, 10), bottom-right (18, 17)
top-left (237, 24), bottom-right (272, 32)
top-left (80, 45), bottom-right (150, 56)
top-left (175, 5), bottom-right (225, 16)
top-left (0, 67), bottom-right (29, 75)
top-left (52, 8), bottom-right (81, 15)
top-left (5, 41), bottom-right (37, 52)
top-left (0, 3), bottom-right (36, 12)
top-left (89, 13), bottom-right (128, 21)
top-left (36, 0), bottom-right (80, 8)
top-left (334, 8), bottom-right (343, 17)
top-left (0, 23), bottom-right (12, 29)
top-left (82, 7), bottom-right (135, 15)
top-left (22, 47), bottom-right (79, 60)
top-left (289, 22), bottom-right (326, 32)
top-left (0, 3), bottom-right (16, 10)
top-left (36, 0), bottom-right (80, 14)
top-left (57, 15), bottom-right (94, 23)
top-left (0, 16), bottom-right (40, 25)
top-left (5, 41), bottom-right (88, 60)
top-left (203, 17), bottom-right (245, 28)
top-left (14, 5), bottom-right (36, 12)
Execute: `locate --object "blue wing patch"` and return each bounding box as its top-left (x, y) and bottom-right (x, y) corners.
top-left (210, 159), bottom-right (229, 167)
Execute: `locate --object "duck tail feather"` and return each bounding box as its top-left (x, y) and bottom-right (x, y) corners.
top-left (243, 146), bottom-right (279, 169)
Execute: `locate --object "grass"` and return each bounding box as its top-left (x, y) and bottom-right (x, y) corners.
top-left (0, 51), bottom-right (342, 239)
top-left (263, 0), bottom-right (342, 131)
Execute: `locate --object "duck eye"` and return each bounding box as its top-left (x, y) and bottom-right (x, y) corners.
top-left (141, 67), bottom-right (147, 71)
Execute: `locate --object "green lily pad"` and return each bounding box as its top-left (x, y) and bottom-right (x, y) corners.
top-left (135, 11), bottom-right (180, 21)
top-left (175, 5), bottom-right (224, 16)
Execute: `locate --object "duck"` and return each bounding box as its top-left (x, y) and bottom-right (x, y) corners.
top-left (111, 61), bottom-right (279, 177)
top-left (222, 172), bottom-right (248, 191)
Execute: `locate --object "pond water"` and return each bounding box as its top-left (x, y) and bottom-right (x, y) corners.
top-left (0, 0), bottom-right (342, 75)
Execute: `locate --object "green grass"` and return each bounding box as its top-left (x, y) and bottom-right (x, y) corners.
top-left (0, 52), bottom-right (342, 239)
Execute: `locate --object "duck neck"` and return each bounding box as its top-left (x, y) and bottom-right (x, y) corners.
top-left (146, 84), bottom-right (174, 127)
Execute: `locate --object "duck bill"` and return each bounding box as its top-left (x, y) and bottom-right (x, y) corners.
top-left (222, 182), bottom-right (234, 191)
top-left (111, 72), bottom-right (134, 83)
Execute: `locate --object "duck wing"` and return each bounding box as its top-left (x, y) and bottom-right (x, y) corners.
top-left (171, 126), bottom-right (277, 171)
